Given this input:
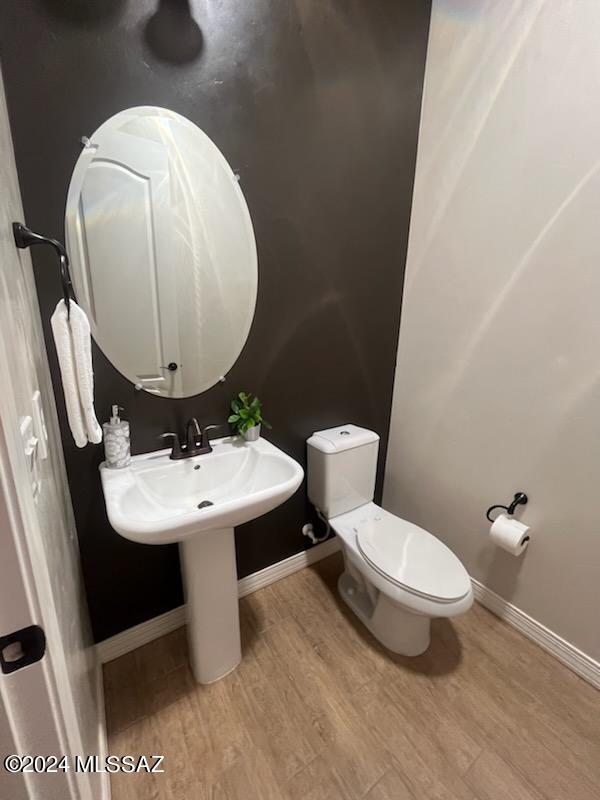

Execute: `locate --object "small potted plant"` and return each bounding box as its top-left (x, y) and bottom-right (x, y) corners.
top-left (228, 391), bottom-right (271, 441)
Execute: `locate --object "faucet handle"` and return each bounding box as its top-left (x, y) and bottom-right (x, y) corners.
top-left (201, 424), bottom-right (220, 449)
top-left (158, 432), bottom-right (183, 459)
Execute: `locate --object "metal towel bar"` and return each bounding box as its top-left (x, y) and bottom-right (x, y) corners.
top-left (13, 222), bottom-right (75, 318)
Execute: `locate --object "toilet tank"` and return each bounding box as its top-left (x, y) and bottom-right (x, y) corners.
top-left (307, 424), bottom-right (380, 518)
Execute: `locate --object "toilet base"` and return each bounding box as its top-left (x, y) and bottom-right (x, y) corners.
top-left (338, 571), bottom-right (431, 657)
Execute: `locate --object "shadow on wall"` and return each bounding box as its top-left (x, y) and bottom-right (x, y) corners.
top-left (40, 0), bottom-right (126, 24)
top-left (143, 0), bottom-right (204, 65)
top-left (40, 0), bottom-right (204, 65)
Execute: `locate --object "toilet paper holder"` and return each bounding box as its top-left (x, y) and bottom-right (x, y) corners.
top-left (485, 492), bottom-right (528, 522)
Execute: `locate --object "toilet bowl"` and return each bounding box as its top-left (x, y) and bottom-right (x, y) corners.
top-left (307, 425), bottom-right (473, 656)
top-left (331, 502), bottom-right (472, 655)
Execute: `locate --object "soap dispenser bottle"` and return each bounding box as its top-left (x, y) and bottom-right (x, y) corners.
top-left (103, 405), bottom-right (131, 469)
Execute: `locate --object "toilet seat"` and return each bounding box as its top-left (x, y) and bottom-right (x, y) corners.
top-left (354, 509), bottom-right (471, 604)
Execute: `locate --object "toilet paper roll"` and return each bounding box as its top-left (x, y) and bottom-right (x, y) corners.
top-left (489, 513), bottom-right (530, 556)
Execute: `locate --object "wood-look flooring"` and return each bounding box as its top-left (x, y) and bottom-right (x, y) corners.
top-left (103, 553), bottom-right (600, 800)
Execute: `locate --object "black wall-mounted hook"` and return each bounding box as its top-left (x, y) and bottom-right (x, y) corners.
top-left (13, 222), bottom-right (75, 317)
top-left (486, 492), bottom-right (528, 523)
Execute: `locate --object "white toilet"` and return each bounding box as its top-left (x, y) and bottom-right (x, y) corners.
top-left (307, 424), bottom-right (473, 656)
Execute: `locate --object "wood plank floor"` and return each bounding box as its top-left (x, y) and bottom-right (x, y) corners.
top-left (103, 553), bottom-right (600, 800)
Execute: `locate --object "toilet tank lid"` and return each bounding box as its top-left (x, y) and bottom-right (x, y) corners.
top-left (307, 424), bottom-right (379, 454)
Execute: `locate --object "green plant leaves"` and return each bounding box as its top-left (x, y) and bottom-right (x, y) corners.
top-left (228, 391), bottom-right (270, 435)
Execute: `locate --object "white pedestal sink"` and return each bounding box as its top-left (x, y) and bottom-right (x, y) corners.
top-left (100, 436), bottom-right (304, 683)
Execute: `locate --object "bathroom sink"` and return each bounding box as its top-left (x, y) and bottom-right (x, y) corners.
top-left (100, 435), bottom-right (303, 545)
top-left (100, 435), bottom-right (303, 685)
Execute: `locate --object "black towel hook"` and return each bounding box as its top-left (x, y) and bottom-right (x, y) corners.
top-left (13, 222), bottom-right (75, 318)
top-left (486, 492), bottom-right (528, 523)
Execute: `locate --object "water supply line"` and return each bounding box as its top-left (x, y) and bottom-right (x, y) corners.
top-left (301, 508), bottom-right (331, 544)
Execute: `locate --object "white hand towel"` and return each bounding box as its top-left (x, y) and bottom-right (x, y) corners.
top-left (68, 302), bottom-right (102, 444)
top-left (50, 300), bottom-right (102, 447)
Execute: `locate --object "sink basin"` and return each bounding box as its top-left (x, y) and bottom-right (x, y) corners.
top-left (100, 435), bottom-right (304, 684)
top-left (100, 435), bottom-right (303, 544)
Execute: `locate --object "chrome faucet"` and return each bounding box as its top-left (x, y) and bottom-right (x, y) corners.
top-left (159, 420), bottom-right (220, 460)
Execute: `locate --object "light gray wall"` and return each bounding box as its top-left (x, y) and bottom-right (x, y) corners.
top-left (384, 0), bottom-right (599, 661)
top-left (0, 65), bottom-right (104, 792)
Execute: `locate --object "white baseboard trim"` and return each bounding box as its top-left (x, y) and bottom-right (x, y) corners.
top-left (97, 605), bottom-right (186, 665)
top-left (97, 542), bottom-right (598, 690)
top-left (237, 536), bottom-right (340, 598)
top-left (96, 537), bottom-right (341, 664)
top-left (472, 578), bottom-right (600, 690)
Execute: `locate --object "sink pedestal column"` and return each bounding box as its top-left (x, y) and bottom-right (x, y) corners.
top-left (179, 527), bottom-right (241, 684)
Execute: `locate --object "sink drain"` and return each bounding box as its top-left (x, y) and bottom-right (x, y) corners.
top-left (197, 500), bottom-right (214, 509)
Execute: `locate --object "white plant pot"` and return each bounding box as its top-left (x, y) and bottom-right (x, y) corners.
top-left (243, 424), bottom-right (261, 442)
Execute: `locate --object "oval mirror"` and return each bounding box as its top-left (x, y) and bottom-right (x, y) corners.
top-left (65, 107), bottom-right (258, 398)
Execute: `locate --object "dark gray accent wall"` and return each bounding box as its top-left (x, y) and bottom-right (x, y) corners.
top-left (0, 0), bottom-right (430, 642)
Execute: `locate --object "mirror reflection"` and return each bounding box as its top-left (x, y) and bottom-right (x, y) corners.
top-left (65, 106), bottom-right (258, 397)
